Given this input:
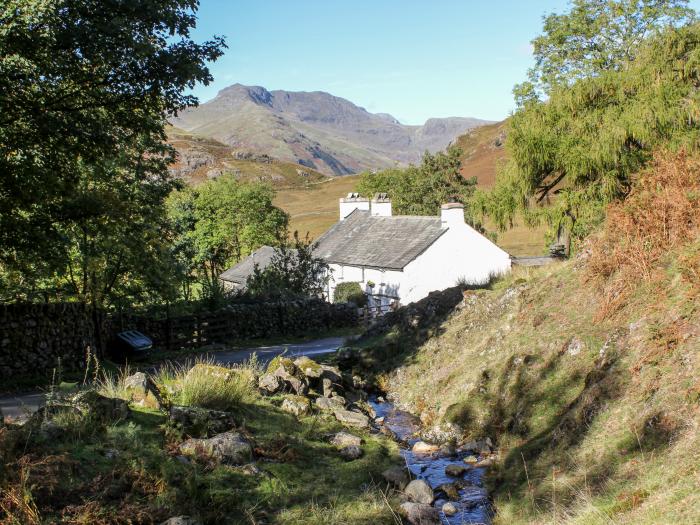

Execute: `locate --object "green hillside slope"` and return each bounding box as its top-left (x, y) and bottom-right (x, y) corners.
top-left (346, 152), bottom-right (700, 524)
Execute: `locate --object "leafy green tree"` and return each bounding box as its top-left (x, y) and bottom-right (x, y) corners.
top-left (166, 177), bottom-right (289, 295)
top-left (357, 146), bottom-right (478, 219)
top-left (0, 0), bottom-right (225, 304)
top-left (246, 233), bottom-right (330, 300)
top-left (479, 22), bottom-right (700, 253)
top-left (518, 0), bottom-right (694, 99)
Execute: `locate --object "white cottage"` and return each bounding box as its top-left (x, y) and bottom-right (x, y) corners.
top-left (313, 194), bottom-right (512, 310)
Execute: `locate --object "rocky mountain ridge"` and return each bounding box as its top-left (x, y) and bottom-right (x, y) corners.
top-left (171, 83), bottom-right (492, 176)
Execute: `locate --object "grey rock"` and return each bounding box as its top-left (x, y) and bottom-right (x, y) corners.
top-left (281, 397), bottom-right (311, 417)
top-left (463, 455), bottom-right (479, 464)
top-left (330, 431), bottom-right (363, 448)
top-left (339, 445), bottom-right (363, 460)
top-left (160, 517), bottom-right (202, 525)
top-left (179, 431), bottom-right (252, 465)
top-left (258, 373), bottom-right (283, 395)
top-left (438, 482), bottom-right (460, 501)
top-left (293, 356), bottom-right (323, 379)
top-left (322, 377), bottom-right (334, 397)
top-left (445, 464), bottom-right (469, 477)
top-left (404, 479), bottom-right (434, 505)
top-left (399, 502), bottom-right (441, 525)
top-left (273, 366), bottom-right (309, 396)
top-left (315, 396), bottom-right (346, 411)
top-left (332, 408), bottom-right (370, 428)
top-left (70, 390), bottom-right (129, 422)
top-left (382, 465), bottom-right (410, 490)
top-left (442, 502), bottom-right (458, 516)
top-left (319, 365), bottom-right (342, 384)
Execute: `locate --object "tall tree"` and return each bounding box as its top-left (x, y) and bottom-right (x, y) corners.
top-left (166, 177), bottom-right (289, 294)
top-left (479, 22), bottom-right (700, 253)
top-left (357, 146), bottom-right (478, 220)
top-left (516, 0), bottom-right (694, 101)
top-left (0, 0), bottom-right (225, 304)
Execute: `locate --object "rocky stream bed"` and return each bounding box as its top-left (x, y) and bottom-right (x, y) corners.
top-left (370, 397), bottom-right (493, 525)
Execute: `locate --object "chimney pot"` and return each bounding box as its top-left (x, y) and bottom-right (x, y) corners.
top-left (339, 194), bottom-right (369, 220)
top-left (370, 193), bottom-right (392, 217)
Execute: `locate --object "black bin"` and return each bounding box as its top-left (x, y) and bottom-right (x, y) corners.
top-left (109, 330), bottom-right (153, 362)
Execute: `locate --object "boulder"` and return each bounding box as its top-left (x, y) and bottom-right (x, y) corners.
top-left (382, 465), bottom-right (410, 490)
top-left (437, 482), bottom-right (460, 501)
top-left (404, 479), bottom-right (434, 505)
top-left (330, 431), bottom-right (363, 448)
top-left (399, 502), bottom-right (441, 525)
top-left (442, 502), bottom-right (458, 516)
top-left (445, 464), bottom-right (469, 477)
top-left (258, 374), bottom-right (283, 395)
top-left (322, 378), bottom-right (334, 397)
top-left (69, 390), bottom-right (129, 423)
top-left (319, 365), bottom-right (342, 384)
top-left (273, 366), bottom-right (309, 396)
top-left (463, 455), bottom-right (479, 464)
top-left (293, 356), bottom-right (323, 379)
top-left (160, 517), bottom-right (202, 525)
top-left (121, 371), bottom-right (162, 407)
top-left (169, 405), bottom-right (237, 438)
top-left (412, 441), bottom-right (439, 454)
top-left (179, 431), bottom-right (252, 465)
top-left (332, 408), bottom-right (370, 428)
top-left (315, 396), bottom-right (346, 411)
top-left (281, 396), bottom-right (311, 417)
top-left (339, 445), bottom-right (363, 460)
top-left (266, 356), bottom-right (298, 376)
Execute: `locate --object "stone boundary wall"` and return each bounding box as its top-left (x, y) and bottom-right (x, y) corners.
top-left (110, 299), bottom-right (358, 352)
top-left (0, 299), bottom-right (358, 382)
top-left (0, 302), bottom-right (95, 382)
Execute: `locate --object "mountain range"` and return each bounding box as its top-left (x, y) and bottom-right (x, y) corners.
top-left (170, 84), bottom-right (492, 176)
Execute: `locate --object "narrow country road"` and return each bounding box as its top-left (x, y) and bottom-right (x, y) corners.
top-left (0, 336), bottom-right (347, 423)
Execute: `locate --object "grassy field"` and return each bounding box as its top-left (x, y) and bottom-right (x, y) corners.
top-left (274, 174), bottom-right (548, 255)
top-left (274, 175), bottom-right (360, 241)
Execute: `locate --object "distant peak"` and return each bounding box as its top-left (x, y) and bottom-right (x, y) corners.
top-left (217, 83), bottom-right (273, 106)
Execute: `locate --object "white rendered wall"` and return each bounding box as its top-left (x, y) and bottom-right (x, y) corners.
top-left (401, 222), bottom-right (511, 304)
top-left (326, 222), bottom-right (511, 306)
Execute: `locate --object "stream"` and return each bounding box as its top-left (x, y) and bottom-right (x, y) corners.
top-left (369, 398), bottom-right (492, 525)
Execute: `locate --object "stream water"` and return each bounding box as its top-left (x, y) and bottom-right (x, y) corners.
top-left (369, 398), bottom-right (492, 525)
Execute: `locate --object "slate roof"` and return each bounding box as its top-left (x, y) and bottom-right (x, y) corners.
top-left (313, 210), bottom-right (446, 270)
top-left (219, 246), bottom-right (276, 285)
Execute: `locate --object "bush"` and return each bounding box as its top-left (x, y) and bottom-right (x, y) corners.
top-left (586, 150), bottom-right (700, 315)
top-left (333, 282), bottom-right (367, 307)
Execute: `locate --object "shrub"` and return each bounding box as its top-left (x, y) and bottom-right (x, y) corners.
top-left (586, 150), bottom-right (700, 315)
top-left (334, 282), bottom-right (367, 307)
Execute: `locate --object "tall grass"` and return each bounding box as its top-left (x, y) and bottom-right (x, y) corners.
top-left (95, 364), bottom-right (134, 400)
top-left (157, 356), bottom-right (260, 411)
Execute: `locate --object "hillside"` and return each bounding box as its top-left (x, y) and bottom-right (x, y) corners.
top-left (455, 120), bottom-right (508, 187)
top-left (344, 152), bottom-right (700, 524)
top-left (171, 84), bottom-right (492, 176)
top-left (167, 126), bottom-right (328, 187)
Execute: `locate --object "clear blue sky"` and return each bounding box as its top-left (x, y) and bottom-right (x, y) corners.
top-left (189, 0), bottom-right (700, 125)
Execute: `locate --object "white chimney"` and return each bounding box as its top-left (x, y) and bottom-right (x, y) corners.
top-left (441, 202), bottom-right (465, 228)
top-left (371, 193), bottom-right (392, 217)
top-left (339, 193), bottom-right (370, 220)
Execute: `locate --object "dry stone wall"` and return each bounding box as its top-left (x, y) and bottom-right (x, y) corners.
top-left (0, 303), bottom-right (95, 383)
top-left (0, 299), bottom-right (358, 382)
